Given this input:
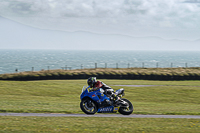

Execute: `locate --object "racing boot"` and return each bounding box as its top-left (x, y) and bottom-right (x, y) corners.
top-left (112, 94), bottom-right (119, 103)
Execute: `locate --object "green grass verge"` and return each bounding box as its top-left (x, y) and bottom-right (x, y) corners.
top-left (1, 67), bottom-right (200, 80)
top-left (0, 80), bottom-right (200, 115)
top-left (0, 116), bottom-right (200, 133)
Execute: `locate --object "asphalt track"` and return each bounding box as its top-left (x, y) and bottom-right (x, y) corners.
top-left (1, 113), bottom-right (200, 119)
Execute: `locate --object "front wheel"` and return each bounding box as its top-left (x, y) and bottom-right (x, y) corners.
top-left (118, 98), bottom-right (133, 115)
top-left (80, 98), bottom-right (97, 115)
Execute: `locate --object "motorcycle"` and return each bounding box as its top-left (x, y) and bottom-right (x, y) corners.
top-left (80, 86), bottom-right (133, 115)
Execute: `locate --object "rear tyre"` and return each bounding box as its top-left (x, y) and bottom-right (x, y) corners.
top-left (118, 98), bottom-right (133, 115)
top-left (80, 98), bottom-right (97, 115)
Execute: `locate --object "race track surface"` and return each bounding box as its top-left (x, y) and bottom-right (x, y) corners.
top-left (1, 113), bottom-right (200, 119)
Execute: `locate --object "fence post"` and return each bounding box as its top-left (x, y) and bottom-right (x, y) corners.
top-left (142, 62), bottom-right (144, 68)
top-left (185, 63), bottom-right (187, 68)
top-left (81, 64), bottom-right (83, 69)
top-left (105, 63), bottom-right (107, 68)
top-left (48, 66), bottom-right (50, 71)
top-left (95, 63), bottom-right (97, 69)
top-left (116, 63), bottom-right (118, 69)
top-left (171, 63), bottom-right (173, 68)
top-left (156, 62), bottom-right (158, 68)
top-left (128, 63), bottom-right (130, 68)
top-left (32, 67), bottom-right (34, 72)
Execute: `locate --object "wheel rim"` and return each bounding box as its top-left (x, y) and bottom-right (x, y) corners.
top-left (83, 100), bottom-right (95, 113)
top-left (123, 107), bottom-right (131, 112)
top-left (122, 101), bottom-right (133, 112)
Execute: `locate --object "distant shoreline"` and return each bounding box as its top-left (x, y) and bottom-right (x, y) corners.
top-left (1, 50), bottom-right (200, 74)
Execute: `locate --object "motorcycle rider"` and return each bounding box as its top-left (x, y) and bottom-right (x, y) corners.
top-left (87, 77), bottom-right (118, 105)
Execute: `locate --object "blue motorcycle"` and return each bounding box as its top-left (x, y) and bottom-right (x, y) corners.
top-left (80, 86), bottom-right (133, 115)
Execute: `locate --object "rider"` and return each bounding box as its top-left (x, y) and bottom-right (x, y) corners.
top-left (87, 77), bottom-right (118, 104)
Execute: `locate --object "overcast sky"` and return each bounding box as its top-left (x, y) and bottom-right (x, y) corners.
top-left (0, 0), bottom-right (200, 50)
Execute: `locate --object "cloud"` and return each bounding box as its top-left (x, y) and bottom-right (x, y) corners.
top-left (1, 0), bottom-right (200, 40)
top-left (184, 0), bottom-right (200, 3)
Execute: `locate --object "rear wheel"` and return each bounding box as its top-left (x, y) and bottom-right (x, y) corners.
top-left (118, 98), bottom-right (133, 115)
top-left (80, 98), bottom-right (97, 115)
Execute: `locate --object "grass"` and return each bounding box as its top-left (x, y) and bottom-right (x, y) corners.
top-left (0, 80), bottom-right (200, 115)
top-left (0, 80), bottom-right (200, 133)
top-left (0, 116), bottom-right (200, 133)
top-left (1, 67), bottom-right (200, 80)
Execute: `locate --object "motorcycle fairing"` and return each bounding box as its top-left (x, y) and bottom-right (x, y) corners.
top-left (97, 106), bottom-right (119, 113)
top-left (80, 87), bottom-right (109, 104)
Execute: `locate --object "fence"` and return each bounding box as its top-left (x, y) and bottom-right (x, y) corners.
top-left (61, 62), bottom-right (197, 70)
top-left (12, 62), bottom-right (200, 73)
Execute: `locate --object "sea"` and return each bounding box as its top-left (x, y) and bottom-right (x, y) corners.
top-left (0, 49), bottom-right (200, 74)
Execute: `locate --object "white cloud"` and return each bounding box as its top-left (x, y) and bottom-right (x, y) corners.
top-left (1, 0), bottom-right (200, 40)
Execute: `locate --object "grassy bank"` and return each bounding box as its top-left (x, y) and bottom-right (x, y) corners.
top-left (1, 67), bottom-right (200, 80)
top-left (0, 80), bottom-right (200, 115)
top-left (0, 116), bottom-right (200, 133)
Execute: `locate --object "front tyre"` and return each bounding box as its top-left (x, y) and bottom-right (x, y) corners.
top-left (80, 98), bottom-right (97, 115)
top-left (118, 98), bottom-right (133, 115)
